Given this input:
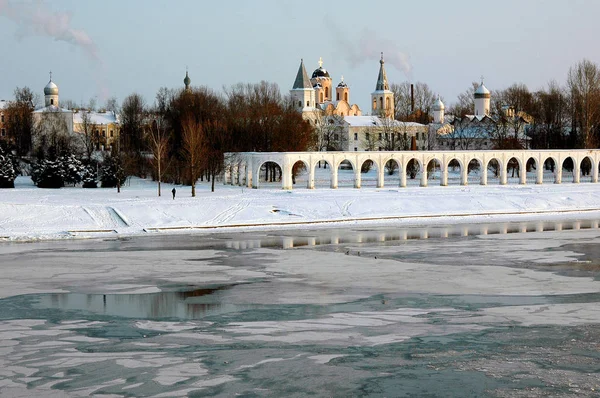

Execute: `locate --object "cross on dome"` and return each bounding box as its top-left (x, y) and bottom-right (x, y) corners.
top-left (318, 57), bottom-right (323, 68)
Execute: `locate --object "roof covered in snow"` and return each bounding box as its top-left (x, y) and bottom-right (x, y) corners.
top-left (33, 105), bottom-right (72, 114)
top-left (73, 111), bottom-right (118, 125)
top-left (0, 100), bottom-right (7, 111)
top-left (343, 116), bottom-right (425, 128)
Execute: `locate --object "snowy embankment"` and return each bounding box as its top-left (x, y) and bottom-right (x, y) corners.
top-left (1, 175), bottom-right (600, 241)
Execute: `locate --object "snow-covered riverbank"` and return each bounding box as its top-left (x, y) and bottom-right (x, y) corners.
top-left (1, 175), bottom-right (600, 241)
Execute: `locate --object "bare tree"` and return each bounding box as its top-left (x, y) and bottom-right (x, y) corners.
top-left (4, 87), bottom-right (37, 156)
top-left (33, 109), bottom-right (74, 159)
top-left (78, 111), bottom-right (98, 160)
top-left (314, 114), bottom-right (345, 152)
top-left (181, 115), bottom-right (203, 197)
top-left (147, 114), bottom-right (171, 196)
top-left (567, 59), bottom-right (600, 148)
top-left (104, 97), bottom-right (120, 114)
top-left (391, 82), bottom-right (435, 123)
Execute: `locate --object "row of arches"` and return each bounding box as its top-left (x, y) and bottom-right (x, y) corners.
top-left (224, 151), bottom-right (600, 190)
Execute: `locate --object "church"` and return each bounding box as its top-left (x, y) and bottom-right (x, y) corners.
top-left (33, 75), bottom-right (120, 153)
top-left (291, 54), bottom-right (429, 151)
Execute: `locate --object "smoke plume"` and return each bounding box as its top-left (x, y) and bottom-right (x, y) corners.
top-left (329, 24), bottom-right (413, 80)
top-left (0, 0), bottom-right (108, 99)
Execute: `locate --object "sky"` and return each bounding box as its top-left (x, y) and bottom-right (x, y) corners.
top-left (1, 0), bottom-right (599, 113)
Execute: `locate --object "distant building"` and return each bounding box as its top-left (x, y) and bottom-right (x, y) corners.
top-left (33, 74), bottom-right (120, 153)
top-left (293, 56), bottom-right (428, 151)
top-left (431, 80), bottom-right (532, 150)
top-left (291, 57), bottom-right (362, 118)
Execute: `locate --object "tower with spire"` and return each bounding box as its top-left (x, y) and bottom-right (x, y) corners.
top-left (290, 59), bottom-right (316, 113)
top-left (371, 53), bottom-right (394, 118)
top-left (184, 69), bottom-right (191, 91)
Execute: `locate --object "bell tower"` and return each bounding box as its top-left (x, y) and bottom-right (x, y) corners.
top-left (371, 53), bottom-right (394, 118)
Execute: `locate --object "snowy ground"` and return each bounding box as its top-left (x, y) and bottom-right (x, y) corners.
top-left (0, 165), bottom-right (599, 241)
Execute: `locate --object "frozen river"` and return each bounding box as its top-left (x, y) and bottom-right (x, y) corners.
top-left (1, 220), bottom-right (600, 397)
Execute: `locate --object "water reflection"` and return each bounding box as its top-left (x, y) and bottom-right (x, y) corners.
top-left (222, 219), bottom-right (600, 250)
top-left (35, 286), bottom-right (242, 319)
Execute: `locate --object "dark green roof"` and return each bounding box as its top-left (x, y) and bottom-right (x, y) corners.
top-left (292, 59), bottom-right (313, 90)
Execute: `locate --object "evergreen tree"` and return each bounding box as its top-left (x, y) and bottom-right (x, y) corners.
top-left (100, 154), bottom-right (127, 188)
top-left (0, 146), bottom-right (18, 188)
top-left (31, 159), bottom-right (65, 188)
top-left (81, 164), bottom-right (98, 188)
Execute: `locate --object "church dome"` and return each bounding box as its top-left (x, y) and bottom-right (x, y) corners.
top-left (44, 80), bottom-right (59, 96)
top-left (183, 71), bottom-right (191, 87)
top-left (433, 96), bottom-right (445, 111)
top-left (312, 66), bottom-right (330, 79)
top-left (474, 82), bottom-right (490, 98)
top-left (337, 76), bottom-right (347, 88)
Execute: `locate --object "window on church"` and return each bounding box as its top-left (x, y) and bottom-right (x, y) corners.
top-left (306, 101), bottom-right (309, 107)
top-left (320, 93), bottom-right (324, 102)
top-left (298, 101), bottom-right (301, 108)
top-left (354, 147), bottom-right (357, 151)
top-left (50, 99), bottom-right (54, 105)
top-left (336, 92), bottom-right (340, 101)
top-left (372, 99), bottom-right (376, 110)
top-left (1, 114), bottom-right (4, 122)
top-left (334, 134), bottom-right (339, 141)
top-left (354, 133), bottom-right (358, 141)
top-left (110, 130), bottom-right (114, 137)
top-left (345, 92), bottom-right (348, 102)
top-left (385, 97), bottom-right (391, 110)
top-left (365, 132), bottom-right (370, 141)
top-left (378, 133), bottom-right (382, 140)
top-left (379, 97), bottom-right (383, 109)
top-left (1, 129), bottom-right (5, 137)
top-left (325, 87), bottom-right (329, 98)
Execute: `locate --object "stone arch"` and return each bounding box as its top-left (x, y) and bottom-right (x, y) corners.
top-left (425, 157), bottom-right (443, 185)
top-left (254, 159), bottom-right (283, 189)
top-left (445, 157), bottom-right (465, 185)
top-left (335, 157), bottom-right (357, 188)
top-left (311, 158), bottom-right (334, 189)
top-left (561, 156), bottom-right (577, 183)
top-left (485, 157), bottom-right (503, 184)
top-left (404, 157), bottom-right (423, 186)
top-left (580, 156), bottom-right (594, 183)
top-left (359, 156), bottom-right (380, 188)
top-left (505, 156), bottom-right (523, 184)
top-left (525, 157), bottom-right (538, 184)
top-left (382, 157), bottom-right (402, 187)
top-left (291, 159), bottom-right (310, 188)
top-left (464, 158), bottom-right (483, 185)
top-left (542, 156), bottom-right (559, 183)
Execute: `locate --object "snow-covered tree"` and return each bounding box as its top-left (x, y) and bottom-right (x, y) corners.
top-left (59, 154), bottom-right (85, 186)
top-left (81, 164), bottom-right (98, 188)
top-left (31, 159), bottom-right (65, 188)
top-left (0, 146), bottom-right (18, 188)
top-left (100, 154), bottom-right (126, 188)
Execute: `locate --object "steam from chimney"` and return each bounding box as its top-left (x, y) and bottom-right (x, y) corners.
top-left (329, 24), bottom-right (412, 79)
top-left (0, 0), bottom-right (100, 62)
top-left (0, 0), bottom-right (108, 99)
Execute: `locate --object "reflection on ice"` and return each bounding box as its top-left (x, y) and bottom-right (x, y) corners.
top-left (221, 219), bottom-right (600, 250)
top-left (34, 286), bottom-right (244, 319)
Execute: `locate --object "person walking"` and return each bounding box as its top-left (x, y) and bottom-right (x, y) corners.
top-left (172, 188), bottom-right (176, 200)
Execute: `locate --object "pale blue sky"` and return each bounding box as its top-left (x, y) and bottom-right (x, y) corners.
top-left (1, 0), bottom-right (598, 112)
